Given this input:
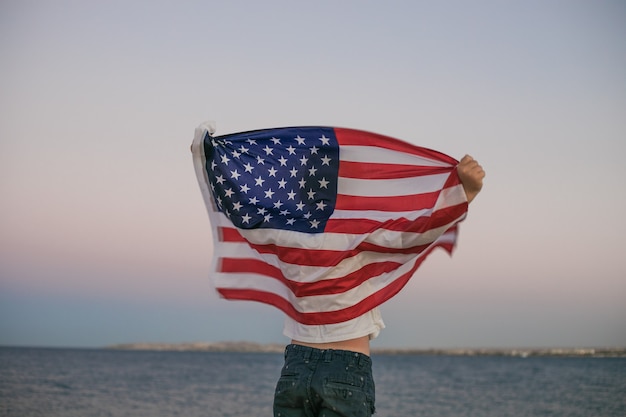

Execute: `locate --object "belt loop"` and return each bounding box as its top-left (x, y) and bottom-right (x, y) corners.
top-left (323, 349), bottom-right (332, 363)
top-left (303, 346), bottom-right (311, 361)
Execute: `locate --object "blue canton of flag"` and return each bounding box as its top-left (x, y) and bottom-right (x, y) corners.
top-left (203, 127), bottom-right (340, 233)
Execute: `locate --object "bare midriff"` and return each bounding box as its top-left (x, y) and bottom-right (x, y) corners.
top-left (291, 335), bottom-right (370, 356)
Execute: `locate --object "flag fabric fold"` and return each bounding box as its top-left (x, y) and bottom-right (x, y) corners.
top-left (192, 125), bottom-right (468, 325)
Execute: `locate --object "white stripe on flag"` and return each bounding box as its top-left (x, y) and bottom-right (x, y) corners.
top-left (340, 145), bottom-right (452, 167)
top-left (336, 172), bottom-right (451, 197)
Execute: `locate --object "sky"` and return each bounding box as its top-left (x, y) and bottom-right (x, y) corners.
top-left (1, 0), bottom-right (625, 349)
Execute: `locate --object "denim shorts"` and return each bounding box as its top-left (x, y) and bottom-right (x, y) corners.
top-left (273, 344), bottom-right (376, 417)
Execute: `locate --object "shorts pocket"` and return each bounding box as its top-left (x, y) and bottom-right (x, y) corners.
top-left (323, 373), bottom-right (373, 416)
top-left (324, 372), bottom-right (375, 415)
top-left (274, 373), bottom-right (303, 410)
top-left (326, 373), bottom-right (366, 390)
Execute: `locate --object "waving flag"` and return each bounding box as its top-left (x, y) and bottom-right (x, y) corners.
top-left (191, 124), bottom-right (468, 325)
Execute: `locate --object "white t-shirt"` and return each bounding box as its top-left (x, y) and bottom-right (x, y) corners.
top-left (283, 307), bottom-right (385, 343)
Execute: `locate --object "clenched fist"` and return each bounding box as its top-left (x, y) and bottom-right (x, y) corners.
top-left (457, 155), bottom-right (485, 203)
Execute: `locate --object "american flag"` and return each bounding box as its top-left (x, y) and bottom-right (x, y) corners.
top-left (192, 124), bottom-right (468, 325)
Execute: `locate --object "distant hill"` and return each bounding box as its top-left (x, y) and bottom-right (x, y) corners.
top-left (108, 341), bottom-right (284, 353)
top-left (107, 342), bottom-right (626, 357)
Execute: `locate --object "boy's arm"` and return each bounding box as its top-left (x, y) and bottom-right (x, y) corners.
top-left (457, 155), bottom-right (485, 204)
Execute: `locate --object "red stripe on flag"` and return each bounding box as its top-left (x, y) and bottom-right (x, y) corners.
top-left (220, 258), bottom-right (283, 280)
top-left (249, 243), bottom-right (346, 267)
top-left (339, 160), bottom-right (452, 180)
top-left (334, 127), bottom-right (458, 165)
top-left (335, 191), bottom-right (439, 211)
top-left (325, 203), bottom-right (467, 234)
top-left (219, 226), bottom-right (246, 242)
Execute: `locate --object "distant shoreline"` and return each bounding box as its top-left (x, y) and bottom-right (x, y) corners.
top-left (106, 342), bottom-right (626, 358)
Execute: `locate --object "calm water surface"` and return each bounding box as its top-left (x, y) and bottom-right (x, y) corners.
top-left (1, 347), bottom-right (624, 416)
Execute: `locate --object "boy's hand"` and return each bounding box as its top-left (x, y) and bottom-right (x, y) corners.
top-left (457, 155), bottom-right (485, 203)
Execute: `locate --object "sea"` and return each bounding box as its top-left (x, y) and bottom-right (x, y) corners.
top-left (1, 347), bottom-right (625, 417)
